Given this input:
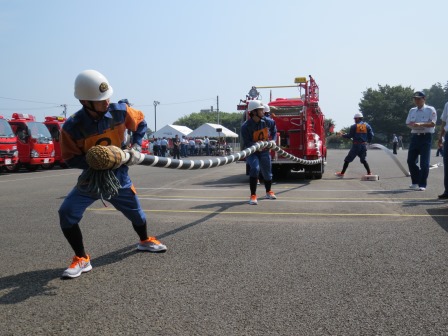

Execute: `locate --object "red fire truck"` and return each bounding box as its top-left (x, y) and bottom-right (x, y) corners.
top-left (238, 76), bottom-right (327, 179)
top-left (6, 113), bottom-right (55, 172)
top-left (43, 116), bottom-right (67, 169)
top-left (0, 116), bottom-right (19, 170)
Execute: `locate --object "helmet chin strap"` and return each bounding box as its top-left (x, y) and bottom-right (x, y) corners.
top-left (83, 101), bottom-right (107, 119)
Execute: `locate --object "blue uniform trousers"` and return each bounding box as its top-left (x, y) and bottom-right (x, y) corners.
top-left (59, 187), bottom-right (146, 229)
top-left (407, 133), bottom-right (432, 188)
top-left (246, 150), bottom-right (272, 181)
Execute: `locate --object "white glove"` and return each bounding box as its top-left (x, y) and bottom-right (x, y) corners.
top-left (123, 148), bottom-right (142, 166)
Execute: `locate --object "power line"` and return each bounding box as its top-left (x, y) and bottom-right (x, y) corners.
top-left (0, 105), bottom-right (63, 111)
top-left (0, 96), bottom-right (70, 105)
top-left (136, 98), bottom-right (215, 107)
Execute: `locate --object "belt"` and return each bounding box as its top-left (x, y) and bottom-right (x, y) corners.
top-left (353, 141), bottom-right (366, 144)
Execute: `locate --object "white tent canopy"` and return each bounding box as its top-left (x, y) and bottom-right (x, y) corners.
top-left (150, 125), bottom-right (192, 139)
top-left (188, 123), bottom-right (238, 138)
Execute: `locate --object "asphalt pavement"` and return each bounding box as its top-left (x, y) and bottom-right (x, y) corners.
top-left (0, 148), bottom-right (447, 336)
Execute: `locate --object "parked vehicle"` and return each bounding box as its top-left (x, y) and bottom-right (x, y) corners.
top-left (6, 113), bottom-right (55, 172)
top-left (141, 134), bottom-right (151, 155)
top-left (0, 116), bottom-right (19, 171)
top-left (43, 116), bottom-right (67, 169)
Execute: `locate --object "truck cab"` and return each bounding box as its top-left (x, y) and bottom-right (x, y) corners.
top-left (0, 116), bottom-right (19, 171)
top-left (43, 116), bottom-right (67, 169)
top-left (6, 113), bottom-right (55, 172)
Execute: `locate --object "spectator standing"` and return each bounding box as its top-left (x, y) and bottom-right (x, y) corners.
top-left (160, 137), bottom-right (168, 157)
top-left (437, 101), bottom-right (448, 199)
top-left (153, 138), bottom-right (160, 156)
top-left (172, 134), bottom-right (181, 159)
top-left (335, 112), bottom-right (374, 178)
top-left (405, 91), bottom-right (437, 191)
top-left (181, 135), bottom-right (188, 157)
top-left (436, 137), bottom-right (444, 157)
top-left (189, 138), bottom-right (196, 156)
top-left (204, 136), bottom-right (210, 156)
top-left (392, 134), bottom-right (399, 154)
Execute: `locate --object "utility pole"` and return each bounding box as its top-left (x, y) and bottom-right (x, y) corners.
top-left (217, 95), bottom-right (220, 125)
top-left (153, 101), bottom-right (160, 132)
top-left (61, 104), bottom-right (67, 118)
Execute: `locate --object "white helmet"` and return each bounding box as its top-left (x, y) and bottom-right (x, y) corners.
top-left (74, 70), bottom-right (114, 101)
top-left (247, 100), bottom-right (264, 112)
top-left (263, 104), bottom-right (270, 113)
top-left (353, 112), bottom-right (363, 119)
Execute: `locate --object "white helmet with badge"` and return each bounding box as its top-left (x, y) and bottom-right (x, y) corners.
top-left (74, 70), bottom-right (114, 101)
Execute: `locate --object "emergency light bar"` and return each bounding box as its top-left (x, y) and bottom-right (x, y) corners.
top-left (11, 113), bottom-right (35, 121)
top-left (294, 77), bottom-right (307, 83)
top-left (45, 116), bottom-right (66, 122)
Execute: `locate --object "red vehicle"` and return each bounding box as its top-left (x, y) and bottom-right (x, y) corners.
top-left (141, 134), bottom-right (151, 155)
top-left (6, 113), bottom-right (55, 172)
top-left (0, 116), bottom-right (19, 170)
top-left (43, 116), bottom-right (67, 169)
top-left (238, 76), bottom-right (327, 179)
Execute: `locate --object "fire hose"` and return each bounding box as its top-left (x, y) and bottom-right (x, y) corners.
top-left (368, 143), bottom-right (410, 177)
top-left (78, 141), bottom-right (323, 202)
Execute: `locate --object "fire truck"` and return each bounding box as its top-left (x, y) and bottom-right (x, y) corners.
top-left (0, 116), bottom-right (19, 171)
top-left (238, 76), bottom-right (327, 179)
top-left (6, 113), bottom-right (55, 172)
top-left (43, 116), bottom-right (67, 169)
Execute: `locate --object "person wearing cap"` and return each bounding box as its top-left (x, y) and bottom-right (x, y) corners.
top-left (335, 112), bottom-right (374, 178)
top-left (437, 100), bottom-right (448, 199)
top-left (241, 100), bottom-right (277, 205)
top-left (405, 91), bottom-right (437, 191)
top-left (58, 70), bottom-right (167, 278)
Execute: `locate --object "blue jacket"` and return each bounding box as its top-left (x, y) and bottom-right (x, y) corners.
top-left (343, 121), bottom-right (373, 143)
top-left (60, 102), bottom-right (147, 188)
top-left (241, 117), bottom-right (277, 149)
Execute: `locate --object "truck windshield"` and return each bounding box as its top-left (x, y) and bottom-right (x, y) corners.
top-left (27, 122), bottom-right (53, 144)
top-left (0, 119), bottom-right (15, 137)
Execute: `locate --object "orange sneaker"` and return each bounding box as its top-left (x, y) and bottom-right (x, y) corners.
top-left (265, 191), bottom-right (277, 199)
top-left (335, 172), bottom-right (344, 178)
top-left (249, 194), bottom-right (258, 205)
top-left (62, 255), bottom-right (92, 278)
top-left (137, 236), bottom-right (167, 252)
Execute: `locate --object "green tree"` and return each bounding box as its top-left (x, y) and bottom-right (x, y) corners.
top-left (358, 85), bottom-right (414, 143)
top-left (424, 83), bottom-right (446, 116)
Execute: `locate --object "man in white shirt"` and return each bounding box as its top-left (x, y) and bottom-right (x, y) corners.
top-left (204, 136), bottom-right (210, 156)
top-left (405, 91), bottom-right (437, 191)
top-left (437, 101), bottom-right (448, 199)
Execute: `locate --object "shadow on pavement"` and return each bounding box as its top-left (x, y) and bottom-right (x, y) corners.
top-left (0, 244), bottom-right (138, 304)
top-left (427, 207), bottom-right (448, 233)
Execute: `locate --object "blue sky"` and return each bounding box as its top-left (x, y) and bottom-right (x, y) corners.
top-left (1, 0), bottom-right (447, 130)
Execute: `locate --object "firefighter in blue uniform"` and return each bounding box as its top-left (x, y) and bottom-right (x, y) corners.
top-left (335, 112), bottom-right (374, 178)
top-left (241, 100), bottom-right (277, 205)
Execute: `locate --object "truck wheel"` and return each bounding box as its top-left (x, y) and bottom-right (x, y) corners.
top-left (41, 163), bottom-right (55, 170)
top-left (26, 164), bottom-right (39, 172)
top-left (59, 162), bottom-right (69, 169)
top-left (5, 164), bottom-right (20, 172)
